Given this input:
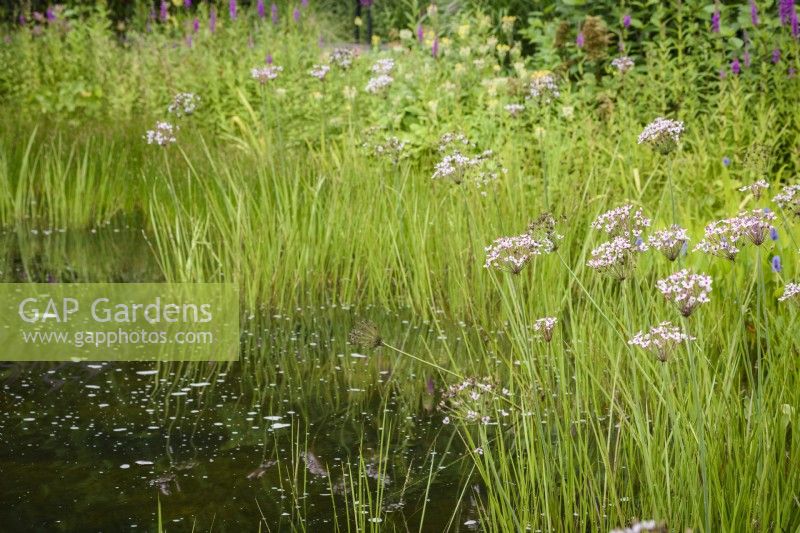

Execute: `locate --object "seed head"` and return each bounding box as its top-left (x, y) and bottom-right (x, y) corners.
top-left (348, 320), bottom-right (383, 349)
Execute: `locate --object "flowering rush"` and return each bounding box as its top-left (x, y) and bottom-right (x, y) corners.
top-left (533, 317), bottom-right (557, 342)
top-left (329, 47), bottom-right (355, 69)
top-left (145, 122), bottom-right (177, 146)
top-left (637, 117), bottom-right (685, 154)
top-left (309, 64), bottom-right (330, 81)
top-left (737, 209), bottom-right (777, 245)
top-left (591, 204), bottom-right (651, 238)
top-left (504, 103), bottom-right (525, 118)
top-left (694, 215), bottom-right (750, 260)
top-left (587, 236), bottom-right (647, 280)
top-left (365, 74), bottom-right (393, 94)
top-left (167, 92), bottom-right (200, 117)
top-left (251, 65), bottom-right (283, 83)
top-left (611, 56), bottom-right (635, 74)
top-left (778, 282), bottom-right (800, 303)
top-left (739, 180), bottom-right (769, 199)
top-left (527, 71), bottom-right (560, 104)
top-left (484, 234), bottom-right (553, 274)
top-left (773, 183), bottom-right (800, 216)
top-left (656, 269), bottom-right (712, 317)
top-left (629, 322), bottom-right (694, 362)
top-left (647, 225), bottom-right (689, 261)
top-left (371, 58), bottom-right (395, 75)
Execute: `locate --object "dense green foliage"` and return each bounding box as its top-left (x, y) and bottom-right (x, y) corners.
top-left (1, 1), bottom-right (800, 531)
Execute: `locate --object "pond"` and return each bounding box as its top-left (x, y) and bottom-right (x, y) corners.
top-left (0, 225), bottom-right (483, 531)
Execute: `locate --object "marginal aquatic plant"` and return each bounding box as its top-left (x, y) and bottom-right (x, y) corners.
top-left (526, 71), bottom-right (559, 105)
top-left (611, 56), bottom-right (635, 74)
top-left (484, 234), bottom-right (552, 274)
top-left (637, 117), bottom-right (684, 155)
top-left (610, 519), bottom-right (669, 533)
top-left (167, 92), bottom-right (200, 117)
top-left (773, 183), bottom-right (800, 216)
top-left (432, 132), bottom-right (506, 191)
top-left (656, 269), bottom-right (712, 317)
top-left (694, 217), bottom-right (745, 260)
top-left (527, 212), bottom-right (564, 251)
top-left (365, 74), bottom-right (393, 94)
top-left (738, 180), bottom-right (769, 200)
top-left (309, 64), bottom-right (330, 81)
top-left (587, 236), bottom-right (647, 280)
top-left (778, 282), bottom-right (800, 303)
top-left (251, 65), bottom-right (283, 83)
top-left (145, 121), bottom-right (177, 146)
top-left (329, 47), bottom-right (355, 69)
top-left (590, 204), bottom-right (651, 238)
top-left (647, 225), bottom-right (688, 261)
top-left (533, 316), bottom-right (557, 342)
top-left (348, 319), bottom-right (383, 349)
top-left (629, 322), bottom-right (694, 362)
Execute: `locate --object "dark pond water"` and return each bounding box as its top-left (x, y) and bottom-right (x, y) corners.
top-left (0, 226), bottom-right (483, 532)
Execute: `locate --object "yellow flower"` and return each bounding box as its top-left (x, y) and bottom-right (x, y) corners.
top-left (371, 35), bottom-right (381, 47)
top-left (457, 24), bottom-right (470, 39)
top-left (496, 44), bottom-right (511, 55)
top-left (354, 17), bottom-right (363, 27)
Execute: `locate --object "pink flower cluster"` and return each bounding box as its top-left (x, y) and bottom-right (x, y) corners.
top-left (611, 56), bottom-right (635, 74)
top-left (587, 236), bottom-right (647, 280)
top-left (309, 64), bottom-right (330, 81)
top-left (629, 322), bottom-right (694, 362)
top-left (647, 225), bottom-right (688, 261)
top-left (656, 268), bottom-right (712, 317)
top-left (533, 316), bottom-right (557, 342)
top-left (778, 282), bottom-right (800, 303)
top-left (251, 65), bottom-right (283, 83)
top-left (773, 183), bottom-right (800, 216)
top-left (695, 210), bottom-right (776, 258)
top-left (738, 180), bottom-right (769, 199)
top-left (527, 72), bottom-right (559, 104)
top-left (485, 234), bottom-right (552, 274)
top-left (637, 117), bottom-right (684, 154)
top-left (590, 204), bottom-right (651, 237)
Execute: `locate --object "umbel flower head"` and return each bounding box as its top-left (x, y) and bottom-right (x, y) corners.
top-left (361, 127), bottom-right (408, 166)
top-left (587, 235), bottom-right (647, 280)
top-left (432, 132), bottom-right (507, 192)
top-left (251, 65), bottom-right (283, 83)
top-left (145, 121), bottom-right (177, 146)
top-left (629, 322), bottom-right (694, 362)
top-left (773, 183), bottom-right (800, 217)
top-left (591, 204), bottom-right (651, 238)
top-left (637, 117), bottom-right (685, 155)
top-left (694, 217), bottom-right (745, 260)
top-left (656, 269), bottom-right (712, 317)
top-left (348, 319), bottom-right (383, 349)
top-left (329, 47), bottom-right (355, 69)
top-left (611, 56), bottom-right (635, 74)
top-left (610, 519), bottom-right (669, 533)
top-left (647, 225), bottom-right (688, 261)
top-left (309, 64), bottom-right (330, 81)
top-left (527, 71), bottom-right (560, 104)
top-left (738, 180), bottom-right (769, 200)
top-left (533, 316), bottom-right (557, 342)
top-left (365, 74), bottom-right (393, 94)
top-left (737, 208), bottom-right (777, 245)
top-left (743, 143), bottom-right (770, 177)
top-left (527, 212), bottom-right (564, 251)
top-left (484, 233), bottom-right (553, 274)
top-left (778, 282), bottom-right (800, 303)
top-left (167, 92), bottom-right (200, 117)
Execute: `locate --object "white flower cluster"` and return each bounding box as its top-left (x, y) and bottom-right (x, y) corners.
top-left (167, 92), bottom-right (200, 117)
top-left (484, 234), bottom-right (552, 274)
top-left (611, 56), bottom-right (635, 74)
top-left (533, 316), bottom-right (557, 342)
top-left (629, 322), bottom-right (694, 362)
top-left (309, 64), bottom-right (330, 81)
top-left (362, 133), bottom-right (408, 165)
top-left (432, 133), bottom-right (506, 191)
top-left (693, 217), bottom-right (744, 260)
top-left (637, 117), bottom-right (684, 154)
top-left (656, 268), bottom-right (712, 317)
top-left (527, 72), bottom-right (559, 104)
top-left (145, 121), bottom-right (177, 146)
top-left (739, 179), bottom-right (769, 199)
top-left (773, 183), bottom-right (800, 216)
top-left (647, 225), bottom-right (689, 261)
top-left (251, 65), bottom-right (283, 83)
top-left (365, 74), bottom-right (393, 94)
top-left (778, 282), bottom-right (800, 303)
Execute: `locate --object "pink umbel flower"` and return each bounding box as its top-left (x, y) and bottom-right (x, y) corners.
top-left (773, 183), bottom-right (800, 216)
top-left (587, 236), bottom-right (647, 280)
top-left (647, 225), bottom-right (688, 261)
top-left (694, 217), bottom-right (745, 260)
top-left (145, 121), bottom-right (177, 146)
top-left (251, 65), bottom-right (283, 83)
top-left (778, 282), bottom-right (800, 303)
top-left (611, 56), bottom-right (635, 74)
top-left (656, 269), bottom-right (712, 317)
top-left (739, 180), bottom-right (769, 200)
top-left (638, 117), bottom-right (684, 154)
top-left (629, 322), bottom-right (694, 362)
top-left (591, 204), bottom-right (651, 238)
top-left (533, 317), bottom-right (557, 342)
top-left (484, 234), bottom-right (553, 274)
top-left (309, 64), bottom-right (330, 81)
